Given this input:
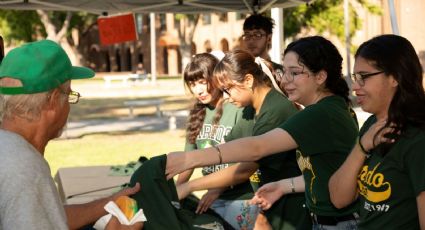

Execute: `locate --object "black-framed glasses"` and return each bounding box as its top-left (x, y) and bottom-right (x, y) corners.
top-left (280, 68), bottom-right (309, 83)
top-left (351, 71), bottom-right (384, 86)
top-left (241, 32), bottom-right (267, 41)
top-left (221, 86), bottom-right (232, 95)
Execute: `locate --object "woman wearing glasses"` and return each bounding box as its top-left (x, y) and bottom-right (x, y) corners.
top-left (166, 36), bottom-right (360, 229)
top-left (329, 35), bottom-right (425, 229)
top-left (176, 49), bottom-right (309, 230)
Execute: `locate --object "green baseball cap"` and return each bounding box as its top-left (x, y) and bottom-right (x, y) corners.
top-left (0, 40), bottom-right (95, 95)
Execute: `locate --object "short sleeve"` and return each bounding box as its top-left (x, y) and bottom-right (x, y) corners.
top-left (404, 134), bottom-right (425, 196)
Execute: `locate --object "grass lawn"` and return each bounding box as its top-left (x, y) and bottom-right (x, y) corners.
top-left (45, 130), bottom-right (186, 177)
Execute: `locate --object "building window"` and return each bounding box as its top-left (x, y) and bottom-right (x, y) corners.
top-left (159, 14), bottom-right (166, 31)
top-left (202, 14), bottom-right (211, 25)
top-left (220, 39), bottom-right (229, 52)
top-left (218, 13), bottom-right (228, 22)
top-left (236, 13), bottom-right (247, 21)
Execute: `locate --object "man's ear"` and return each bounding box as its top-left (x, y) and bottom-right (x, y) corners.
top-left (44, 89), bottom-right (61, 110)
top-left (244, 74), bottom-right (254, 89)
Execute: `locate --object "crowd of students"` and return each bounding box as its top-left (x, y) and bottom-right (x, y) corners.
top-left (0, 13), bottom-right (424, 230)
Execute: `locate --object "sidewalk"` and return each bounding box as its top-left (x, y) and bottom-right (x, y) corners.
top-left (59, 78), bottom-right (189, 139)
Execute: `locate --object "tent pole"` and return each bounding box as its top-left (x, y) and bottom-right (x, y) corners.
top-left (150, 12), bottom-right (157, 84)
top-left (388, 0), bottom-right (399, 35)
top-left (270, 7), bottom-right (283, 64)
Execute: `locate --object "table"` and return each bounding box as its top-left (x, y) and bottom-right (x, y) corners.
top-left (54, 166), bottom-right (131, 205)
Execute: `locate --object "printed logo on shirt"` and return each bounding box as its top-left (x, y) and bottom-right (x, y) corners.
top-left (358, 163), bottom-right (392, 204)
top-left (197, 124), bottom-right (232, 143)
top-left (249, 170), bottom-right (261, 183)
top-left (296, 150), bottom-right (318, 204)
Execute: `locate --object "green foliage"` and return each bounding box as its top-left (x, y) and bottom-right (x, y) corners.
top-left (0, 10), bottom-right (45, 44)
top-left (284, 0), bottom-right (381, 41)
top-left (0, 10), bottom-right (97, 45)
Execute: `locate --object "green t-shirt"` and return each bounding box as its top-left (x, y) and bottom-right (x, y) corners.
top-left (357, 116), bottom-right (425, 229)
top-left (185, 102), bottom-right (254, 200)
top-left (228, 89), bottom-right (311, 230)
top-left (280, 95), bottom-right (359, 216)
top-left (130, 155), bottom-right (231, 230)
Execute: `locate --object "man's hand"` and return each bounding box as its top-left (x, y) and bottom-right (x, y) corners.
top-left (111, 183), bottom-right (141, 202)
top-left (105, 216), bottom-right (144, 230)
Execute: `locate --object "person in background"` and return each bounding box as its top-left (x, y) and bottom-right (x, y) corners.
top-left (242, 14), bottom-right (285, 91)
top-left (176, 53), bottom-right (259, 229)
top-left (0, 40), bottom-right (142, 230)
top-left (329, 34), bottom-right (425, 229)
top-left (166, 36), bottom-right (360, 230)
top-left (176, 50), bottom-right (309, 230)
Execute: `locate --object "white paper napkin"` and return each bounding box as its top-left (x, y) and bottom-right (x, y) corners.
top-left (94, 201), bottom-right (147, 229)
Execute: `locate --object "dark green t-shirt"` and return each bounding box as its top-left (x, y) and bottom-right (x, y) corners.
top-left (130, 155), bottom-right (232, 230)
top-left (358, 116), bottom-right (425, 229)
top-left (227, 89), bottom-right (311, 230)
top-left (185, 102), bottom-right (254, 200)
top-left (280, 95), bottom-right (359, 216)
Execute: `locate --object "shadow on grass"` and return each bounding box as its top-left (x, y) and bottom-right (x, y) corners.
top-left (69, 95), bottom-right (192, 121)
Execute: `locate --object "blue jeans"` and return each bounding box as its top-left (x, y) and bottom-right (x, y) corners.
top-left (211, 199), bottom-right (260, 230)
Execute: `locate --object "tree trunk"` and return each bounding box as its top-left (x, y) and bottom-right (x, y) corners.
top-left (36, 10), bottom-right (84, 66)
top-left (177, 15), bottom-right (200, 71)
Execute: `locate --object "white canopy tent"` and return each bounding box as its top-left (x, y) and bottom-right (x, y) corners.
top-left (0, 0), bottom-right (312, 83)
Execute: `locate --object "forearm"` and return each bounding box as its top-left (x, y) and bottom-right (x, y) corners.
top-left (329, 143), bottom-right (366, 208)
top-left (188, 162), bottom-right (258, 192)
top-left (176, 169), bottom-right (194, 185)
top-left (64, 197), bottom-right (110, 230)
top-left (417, 191), bottom-right (425, 229)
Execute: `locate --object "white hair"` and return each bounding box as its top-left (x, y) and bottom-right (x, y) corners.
top-left (0, 79), bottom-right (69, 122)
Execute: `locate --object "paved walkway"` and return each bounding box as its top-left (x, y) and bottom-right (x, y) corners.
top-left (60, 78), bottom-right (189, 139)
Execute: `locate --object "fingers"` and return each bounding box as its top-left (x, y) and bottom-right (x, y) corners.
top-left (196, 199), bottom-right (213, 214)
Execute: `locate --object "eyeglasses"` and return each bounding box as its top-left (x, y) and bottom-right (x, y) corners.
top-left (58, 88), bottom-right (81, 104)
top-left (242, 32), bottom-right (267, 41)
top-left (279, 68), bottom-right (309, 83)
top-left (351, 71), bottom-right (384, 86)
top-left (221, 86), bottom-right (233, 95)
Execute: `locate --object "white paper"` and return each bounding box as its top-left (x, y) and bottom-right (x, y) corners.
top-left (94, 201), bottom-right (147, 229)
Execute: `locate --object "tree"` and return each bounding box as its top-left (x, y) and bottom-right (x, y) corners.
top-left (0, 9), bottom-right (97, 65)
top-left (283, 0), bottom-right (381, 42)
top-left (175, 14), bottom-right (200, 70)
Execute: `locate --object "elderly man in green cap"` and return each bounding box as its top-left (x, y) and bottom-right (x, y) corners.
top-left (0, 40), bottom-right (142, 230)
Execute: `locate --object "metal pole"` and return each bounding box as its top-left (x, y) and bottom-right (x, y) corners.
top-left (388, 0), bottom-right (400, 35)
top-left (150, 12), bottom-right (157, 84)
top-left (344, 0), bottom-right (352, 90)
top-left (270, 7), bottom-right (284, 64)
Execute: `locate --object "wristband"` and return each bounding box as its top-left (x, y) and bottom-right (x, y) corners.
top-left (289, 177), bottom-right (296, 193)
top-left (213, 145), bottom-right (223, 164)
top-left (358, 138), bottom-right (371, 158)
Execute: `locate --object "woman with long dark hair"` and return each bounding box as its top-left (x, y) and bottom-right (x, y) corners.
top-left (166, 36), bottom-right (360, 229)
top-left (329, 34), bottom-right (425, 229)
top-left (178, 53), bottom-right (259, 230)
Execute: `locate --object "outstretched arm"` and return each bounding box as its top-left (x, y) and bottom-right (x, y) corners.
top-left (251, 175), bottom-right (304, 210)
top-left (64, 183), bottom-right (140, 230)
top-left (166, 128), bottom-right (297, 179)
top-left (177, 162), bottom-right (258, 199)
